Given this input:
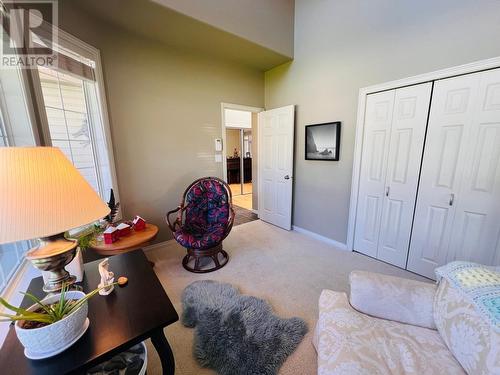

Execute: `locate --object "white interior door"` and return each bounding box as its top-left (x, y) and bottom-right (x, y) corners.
top-left (258, 105), bottom-right (295, 230)
top-left (407, 71), bottom-right (488, 279)
top-left (354, 90), bottom-right (395, 257)
top-left (376, 83), bottom-right (432, 267)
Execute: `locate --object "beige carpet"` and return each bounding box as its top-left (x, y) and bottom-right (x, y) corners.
top-left (143, 220), bottom-right (430, 375)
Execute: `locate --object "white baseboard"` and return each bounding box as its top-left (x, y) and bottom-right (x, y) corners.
top-left (142, 239), bottom-right (174, 252)
top-left (292, 225), bottom-right (349, 251)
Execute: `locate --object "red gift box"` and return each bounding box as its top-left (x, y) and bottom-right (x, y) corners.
top-left (116, 223), bottom-right (131, 237)
top-left (132, 215), bottom-right (146, 231)
top-left (103, 226), bottom-right (119, 244)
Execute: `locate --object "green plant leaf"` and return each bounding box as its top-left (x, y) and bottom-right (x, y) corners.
top-left (0, 311), bottom-right (53, 324)
top-left (20, 292), bottom-right (55, 316)
top-left (65, 282), bottom-right (119, 316)
top-left (57, 283), bottom-right (67, 319)
top-left (0, 297), bottom-right (36, 316)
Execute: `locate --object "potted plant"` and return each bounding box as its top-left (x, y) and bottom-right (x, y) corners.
top-left (0, 283), bottom-right (119, 359)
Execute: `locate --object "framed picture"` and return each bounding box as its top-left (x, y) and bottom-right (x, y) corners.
top-left (305, 122), bottom-right (341, 161)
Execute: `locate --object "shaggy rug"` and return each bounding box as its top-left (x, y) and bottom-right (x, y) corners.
top-left (181, 280), bottom-right (308, 375)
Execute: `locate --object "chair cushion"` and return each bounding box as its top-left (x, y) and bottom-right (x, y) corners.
top-left (316, 289), bottom-right (465, 375)
top-left (185, 179), bottom-right (230, 227)
top-left (434, 279), bottom-right (500, 375)
top-left (174, 223), bottom-right (226, 250)
top-left (349, 271), bottom-right (437, 329)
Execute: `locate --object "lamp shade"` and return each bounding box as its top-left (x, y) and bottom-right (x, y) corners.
top-left (0, 147), bottom-right (110, 244)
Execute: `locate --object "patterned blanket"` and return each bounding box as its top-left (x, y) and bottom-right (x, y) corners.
top-left (435, 262), bottom-right (500, 331)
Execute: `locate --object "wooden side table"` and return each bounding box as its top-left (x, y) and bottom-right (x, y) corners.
top-left (91, 224), bottom-right (159, 256)
top-left (0, 250), bottom-right (179, 375)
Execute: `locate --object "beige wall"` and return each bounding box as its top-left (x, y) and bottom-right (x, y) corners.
top-left (265, 0), bottom-right (500, 243)
top-left (153, 0), bottom-right (294, 57)
top-left (60, 4), bottom-right (264, 242)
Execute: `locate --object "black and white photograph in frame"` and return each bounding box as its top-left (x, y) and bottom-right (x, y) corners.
top-left (305, 122), bottom-right (341, 161)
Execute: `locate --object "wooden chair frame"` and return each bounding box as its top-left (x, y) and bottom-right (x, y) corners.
top-left (165, 177), bottom-right (235, 273)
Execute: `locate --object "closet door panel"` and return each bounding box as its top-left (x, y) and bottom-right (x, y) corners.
top-left (354, 90), bottom-right (395, 257)
top-left (447, 69), bottom-right (500, 266)
top-left (377, 83), bottom-right (432, 267)
top-left (407, 74), bottom-right (480, 279)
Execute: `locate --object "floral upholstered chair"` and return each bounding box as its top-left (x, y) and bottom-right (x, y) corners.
top-left (314, 269), bottom-right (500, 375)
top-left (166, 177), bottom-right (235, 273)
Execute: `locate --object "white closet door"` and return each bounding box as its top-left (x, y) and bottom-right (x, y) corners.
top-left (354, 90), bottom-right (395, 257)
top-left (446, 69), bottom-right (500, 266)
top-left (407, 73), bottom-right (481, 279)
top-left (377, 83), bottom-right (432, 267)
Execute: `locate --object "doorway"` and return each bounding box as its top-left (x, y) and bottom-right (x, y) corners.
top-left (221, 103), bottom-right (295, 230)
top-left (222, 106), bottom-right (257, 212)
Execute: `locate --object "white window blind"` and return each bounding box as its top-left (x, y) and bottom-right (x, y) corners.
top-left (36, 41), bottom-right (116, 201)
top-left (38, 66), bottom-right (101, 194)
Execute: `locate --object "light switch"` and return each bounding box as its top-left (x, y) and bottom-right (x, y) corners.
top-left (215, 138), bottom-right (223, 152)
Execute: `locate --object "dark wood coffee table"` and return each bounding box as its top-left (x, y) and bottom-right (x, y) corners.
top-left (0, 250), bottom-right (179, 375)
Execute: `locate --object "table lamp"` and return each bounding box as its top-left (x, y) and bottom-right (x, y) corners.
top-left (0, 147), bottom-right (110, 292)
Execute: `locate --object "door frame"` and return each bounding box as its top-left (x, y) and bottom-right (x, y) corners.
top-left (347, 56), bottom-right (500, 252)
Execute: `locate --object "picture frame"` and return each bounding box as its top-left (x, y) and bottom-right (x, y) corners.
top-left (305, 122), bottom-right (341, 161)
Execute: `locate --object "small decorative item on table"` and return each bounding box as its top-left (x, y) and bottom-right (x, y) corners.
top-left (132, 215), bottom-right (147, 231)
top-left (103, 226), bottom-right (119, 244)
top-left (97, 258), bottom-right (115, 296)
top-left (116, 223), bottom-right (131, 237)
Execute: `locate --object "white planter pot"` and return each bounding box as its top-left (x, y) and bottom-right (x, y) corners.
top-left (15, 291), bottom-right (88, 358)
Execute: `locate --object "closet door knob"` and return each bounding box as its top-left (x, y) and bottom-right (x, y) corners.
top-left (385, 186), bottom-right (390, 197)
top-left (449, 193), bottom-right (455, 206)
top-left (284, 175), bottom-right (291, 180)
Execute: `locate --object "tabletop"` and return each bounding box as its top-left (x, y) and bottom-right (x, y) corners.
top-left (90, 224), bottom-right (159, 254)
top-left (0, 250), bottom-right (178, 374)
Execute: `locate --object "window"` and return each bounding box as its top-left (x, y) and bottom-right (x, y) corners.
top-left (38, 67), bottom-right (101, 193)
top-left (33, 38), bottom-right (117, 201)
top-left (0, 32), bottom-right (119, 296)
top-left (0, 67), bottom-right (37, 296)
top-left (0, 242), bottom-right (30, 292)
top-left (0, 110), bottom-right (7, 146)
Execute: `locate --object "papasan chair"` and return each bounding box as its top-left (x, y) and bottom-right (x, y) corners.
top-left (165, 177), bottom-right (235, 273)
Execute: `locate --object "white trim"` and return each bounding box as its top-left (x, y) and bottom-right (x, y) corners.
top-left (346, 56), bottom-right (500, 252)
top-left (220, 102), bottom-right (263, 182)
top-left (252, 209), bottom-right (259, 216)
top-left (293, 225), bottom-right (348, 251)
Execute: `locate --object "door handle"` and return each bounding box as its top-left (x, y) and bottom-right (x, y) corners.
top-left (449, 193), bottom-right (455, 206)
top-left (385, 186), bottom-right (390, 197)
top-left (284, 175), bottom-right (291, 180)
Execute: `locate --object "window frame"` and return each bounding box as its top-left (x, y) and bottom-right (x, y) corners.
top-left (30, 28), bottom-right (121, 211)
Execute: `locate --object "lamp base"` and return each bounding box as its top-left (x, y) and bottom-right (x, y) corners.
top-left (26, 233), bottom-right (78, 293)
